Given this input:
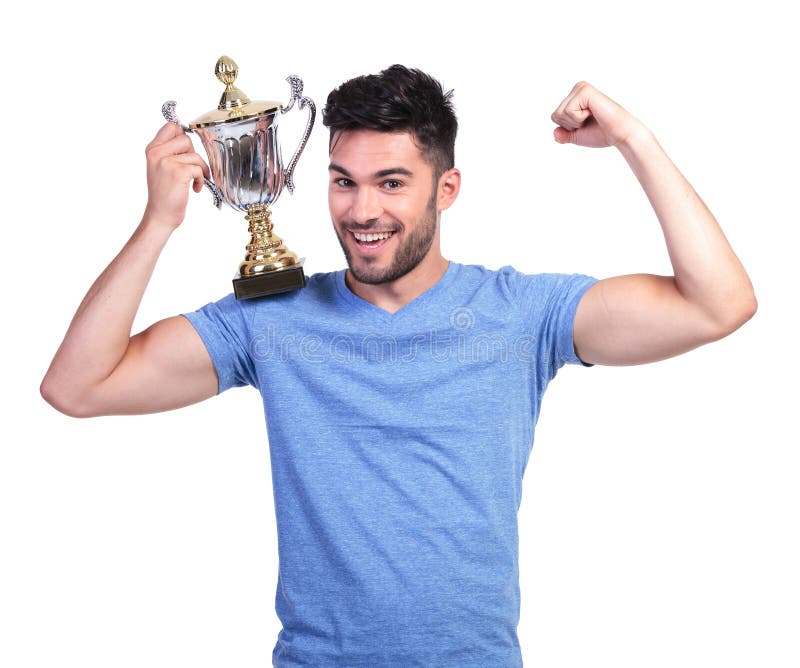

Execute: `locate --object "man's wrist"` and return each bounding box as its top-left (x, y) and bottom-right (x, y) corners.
top-left (139, 208), bottom-right (178, 243)
top-left (615, 121), bottom-right (658, 160)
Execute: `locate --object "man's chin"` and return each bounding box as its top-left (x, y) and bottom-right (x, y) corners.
top-left (347, 263), bottom-right (398, 285)
top-left (338, 222), bottom-right (436, 286)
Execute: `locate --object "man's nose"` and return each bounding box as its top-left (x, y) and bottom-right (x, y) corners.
top-left (350, 186), bottom-right (383, 224)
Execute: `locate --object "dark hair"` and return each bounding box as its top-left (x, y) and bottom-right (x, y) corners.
top-left (322, 65), bottom-right (457, 178)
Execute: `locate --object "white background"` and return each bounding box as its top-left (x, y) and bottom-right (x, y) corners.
top-left (2, 0), bottom-right (797, 666)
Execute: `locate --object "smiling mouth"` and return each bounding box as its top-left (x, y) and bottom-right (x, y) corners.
top-left (351, 230), bottom-right (396, 248)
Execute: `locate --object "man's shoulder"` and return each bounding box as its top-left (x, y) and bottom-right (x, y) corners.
top-left (304, 269), bottom-right (342, 297)
top-left (448, 262), bottom-right (598, 311)
top-left (448, 262), bottom-right (515, 282)
top-left (449, 262), bottom-right (548, 292)
top-left (241, 269), bottom-right (344, 313)
top-left (187, 270), bottom-right (344, 319)
top-left (454, 262), bottom-right (593, 286)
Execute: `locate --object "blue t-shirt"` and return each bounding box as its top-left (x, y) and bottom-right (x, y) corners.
top-left (184, 262), bottom-right (598, 667)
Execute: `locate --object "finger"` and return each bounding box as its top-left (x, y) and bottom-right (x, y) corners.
top-left (149, 133), bottom-right (194, 159)
top-left (551, 82), bottom-right (595, 129)
top-left (566, 102), bottom-right (593, 128)
top-left (551, 113), bottom-right (585, 131)
top-left (569, 80), bottom-right (592, 95)
top-left (188, 165), bottom-right (208, 194)
top-left (551, 98), bottom-right (592, 130)
top-left (172, 152), bottom-right (211, 180)
top-left (553, 120), bottom-right (607, 148)
top-left (149, 121), bottom-right (182, 147)
top-left (177, 164), bottom-right (205, 188)
top-left (553, 126), bottom-right (573, 144)
top-left (551, 85), bottom-right (580, 124)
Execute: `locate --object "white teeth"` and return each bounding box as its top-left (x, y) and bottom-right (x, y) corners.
top-left (354, 231), bottom-right (393, 242)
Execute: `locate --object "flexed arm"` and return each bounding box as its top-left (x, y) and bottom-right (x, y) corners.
top-left (41, 123), bottom-right (219, 416)
top-left (551, 82), bottom-right (757, 366)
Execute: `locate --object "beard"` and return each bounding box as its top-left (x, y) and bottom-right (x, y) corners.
top-left (334, 191), bottom-right (438, 285)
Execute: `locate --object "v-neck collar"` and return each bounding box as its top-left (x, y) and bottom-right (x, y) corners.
top-left (334, 261), bottom-right (460, 323)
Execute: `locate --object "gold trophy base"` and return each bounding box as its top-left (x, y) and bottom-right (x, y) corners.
top-left (233, 204), bottom-right (307, 300)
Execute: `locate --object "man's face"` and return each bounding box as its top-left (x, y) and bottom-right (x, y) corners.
top-left (328, 129), bottom-right (440, 285)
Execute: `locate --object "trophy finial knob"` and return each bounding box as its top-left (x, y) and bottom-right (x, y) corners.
top-left (215, 56), bottom-right (238, 88)
top-left (215, 56), bottom-right (251, 110)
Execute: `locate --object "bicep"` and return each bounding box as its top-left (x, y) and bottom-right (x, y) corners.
top-left (87, 315), bottom-right (218, 415)
top-left (573, 274), bottom-right (723, 366)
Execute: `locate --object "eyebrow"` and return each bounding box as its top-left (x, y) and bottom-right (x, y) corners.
top-left (328, 163), bottom-right (414, 179)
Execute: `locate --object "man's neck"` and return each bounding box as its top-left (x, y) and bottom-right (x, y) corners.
top-left (345, 254), bottom-right (450, 314)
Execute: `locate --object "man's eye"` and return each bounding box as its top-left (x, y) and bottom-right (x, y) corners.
top-left (383, 180), bottom-right (402, 190)
top-left (334, 178), bottom-right (353, 187)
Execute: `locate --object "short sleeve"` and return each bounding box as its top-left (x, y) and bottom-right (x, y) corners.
top-left (502, 268), bottom-right (599, 382)
top-left (182, 294), bottom-right (257, 394)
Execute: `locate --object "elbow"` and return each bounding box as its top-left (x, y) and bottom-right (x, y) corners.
top-left (731, 288), bottom-right (758, 330)
top-left (710, 290), bottom-right (758, 339)
top-left (40, 377), bottom-right (98, 419)
top-left (743, 291), bottom-right (758, 322)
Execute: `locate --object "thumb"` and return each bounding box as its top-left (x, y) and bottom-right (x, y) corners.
top-left (152, 121), bottom-right (182, 145)
top-left (553, 126), bottom-right (575, 144)
top-left (553, 124), bottom-right (607, 148)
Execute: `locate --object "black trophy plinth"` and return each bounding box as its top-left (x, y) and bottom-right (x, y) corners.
top-left (232, 265), bottom-right (307, 300)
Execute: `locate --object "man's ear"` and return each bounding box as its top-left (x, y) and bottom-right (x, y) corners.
top-left (436, 168), bottom-right (461, 211)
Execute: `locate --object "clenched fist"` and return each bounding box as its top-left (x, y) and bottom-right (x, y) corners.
top-left (143, 122), bottom-right (211, 230)
top-left (551, 82), bottom-right (649, 149)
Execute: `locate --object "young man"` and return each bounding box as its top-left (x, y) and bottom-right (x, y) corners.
top-left (41, 66), bottom-right (756, 666)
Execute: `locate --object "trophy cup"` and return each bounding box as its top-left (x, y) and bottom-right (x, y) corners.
top-left (163, 56), bottom-right (315, 299)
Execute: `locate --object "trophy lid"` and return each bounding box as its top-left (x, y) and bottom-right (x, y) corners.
top-left (189, 56), bottom-right (283, 128)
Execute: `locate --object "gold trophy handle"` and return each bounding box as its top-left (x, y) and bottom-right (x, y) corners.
top-left (281, 76), bottom-right (316, 194)
top-left (161, 100), bottom-right (223, 209)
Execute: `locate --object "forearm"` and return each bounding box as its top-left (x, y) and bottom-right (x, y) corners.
top-left (41, 213), bottom-right (173, 409)
top-left (617, 128), bottom-right (757, 328)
